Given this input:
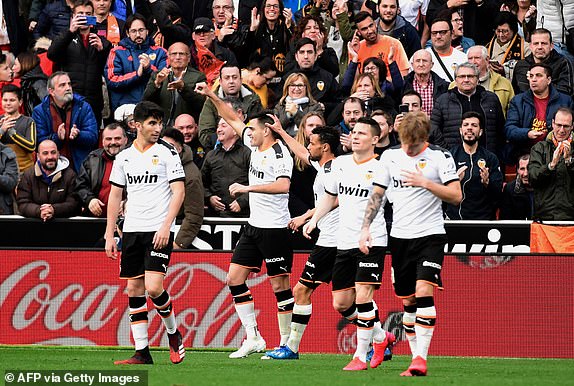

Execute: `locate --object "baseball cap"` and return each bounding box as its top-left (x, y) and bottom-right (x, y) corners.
top-left (114, 104), bottom-right (136, 122)
top-left (193, 17), bottom-right (215, 32)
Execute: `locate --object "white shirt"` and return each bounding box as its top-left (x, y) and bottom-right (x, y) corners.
top-left (399, 0), bottom-right (429, 27)
top-left (376, 144), bottom-right (458, 239)
top-left (109, 140), bottom-right (185, 232)
top-left (426, 47), bottom-right (467, 82)
top-left (324, 154), bottom-right (387, 249)
top-left (310, 159), bottom-right (338, 247)
top-left (248, 141), bottom-right (293, 228)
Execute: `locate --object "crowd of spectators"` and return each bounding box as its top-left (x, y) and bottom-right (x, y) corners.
top-left (1, 0), bottom-right (574, 233)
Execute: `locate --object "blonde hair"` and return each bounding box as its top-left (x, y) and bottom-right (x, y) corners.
top-left (294, 111), bottom-right (325, 171)
top-left (398, 111), bottom-right (430, 145)
top-left (351, 73), bottom-right (383, 98)
top-left (279, 73), bottom-right (317, 105)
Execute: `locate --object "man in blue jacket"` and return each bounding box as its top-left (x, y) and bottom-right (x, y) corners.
top-left (33, 72), bottom-right (98, 173)
top-left (505, 63), bottom-right (574, 163)
top-left (105, 14), bottom-right (168, 112)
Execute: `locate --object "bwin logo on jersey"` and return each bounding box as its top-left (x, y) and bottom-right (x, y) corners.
top-left (249, 164), bottom-right (264, 179)
top-left (339, 183), bottom-right (369, 197)
top-left (266, 257), bottom-right (285, 263)
top-left (127, 172), bottom-right (159, 184)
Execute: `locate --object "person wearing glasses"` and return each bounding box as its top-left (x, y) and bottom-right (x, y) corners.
top-left (430, 62), bottom-right (505, 158)
top-left (105, 14), bottom-right (168, 113)
top-left (425, 17), bottom-right (467, 82)
top-left (274, 73), bottom-right (324, 136)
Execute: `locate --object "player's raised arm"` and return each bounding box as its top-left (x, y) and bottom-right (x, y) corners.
top-left (194, 82), bottom-right (245, 138)
top-left (265, 115), bottom-right (311, 167)
top-left (359, 185), bottom-right (386, 255)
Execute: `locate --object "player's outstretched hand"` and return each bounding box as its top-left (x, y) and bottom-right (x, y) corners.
top-left (229, 182), bottom-right (249, 197)
top-left (265, 114), bottom-right (284, 134)
top-left (302, 220), bottom-right (316, 239)
top-left (359, 228), bottom-right (371, 255)
top-left (105, 237), bottom-right (118, 260)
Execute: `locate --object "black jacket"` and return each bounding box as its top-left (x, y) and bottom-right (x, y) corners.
top-left (74, 148), bottom-right (107, 209)
top-left (430, 86), bottom-right (505, 157)
top-left (48, 30), bottom-right (112, 115)
top-left (512, 50), bottom-right (574, 97)
top-left (445, 145), bottom-right (503, 220)
top-left (283, 64), bottom-right (339, 111)
top-left (499, 178), bottom-right (533, 220)
top-left (19, 65), bottom-right (48, 117)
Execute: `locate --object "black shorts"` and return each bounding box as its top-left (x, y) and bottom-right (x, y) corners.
top-left (390, 234), bottom-right (447, 298)
top-left (299, 246), bottom-right (337, 289)
top-left (120, 231), bottom-right (174, 279)
top-left (332, 247), bottom-right (385, 292)
top-left (231, 224), bottom-right (293, 277)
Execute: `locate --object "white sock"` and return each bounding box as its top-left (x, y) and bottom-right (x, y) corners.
top-left (235, 302), bottom-right (259, 339)
top-left (415, 305), bottom-right (436, 360)
top-left (287, 303), bottom-right (312, 353)
top-left (403, 311), bottom-right (417, 358)
top-left (354, 303), bottom-right (375, 362)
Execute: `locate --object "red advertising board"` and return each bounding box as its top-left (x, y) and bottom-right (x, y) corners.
top-left (0, 250), bottom-right (572, 358)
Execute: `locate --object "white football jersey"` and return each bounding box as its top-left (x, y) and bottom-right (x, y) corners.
top-left (376, 144), bottom-right (458, 239)
top-left (310, 159), bottom-right (338, 248)
top-left (110, 140), bottom-right (185, 232)
top-left (248, 141), bottom-right (293, 228)
top-left (324, 154), bottom-right (387, 249)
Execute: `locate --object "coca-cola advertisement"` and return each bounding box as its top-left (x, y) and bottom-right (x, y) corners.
top-left (0, 250), bottom-right (572, 358)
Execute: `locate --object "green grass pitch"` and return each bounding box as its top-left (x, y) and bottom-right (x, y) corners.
top-left (1, 346), bottom-right (573, 386)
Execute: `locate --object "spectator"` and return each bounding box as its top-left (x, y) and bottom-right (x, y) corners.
top-left (161, 127), bottom-right (204, 249)
top-left (393, 89), bottom-right (423, 132)
top-left (105, 14), bottom-right (168, 112)
top-left (113, 103), bottom-right (136, 144)
top-left (17, 139), bottom-right (80, 219)
top-left (147, 0), bottom-right (192, 48)
top-left (241, 54), bottom-right (277, 109)
top-left (426, 0), bottom-right (498, 45)
top-left (286, 15), bottom-right (339, 78)
top-left (499, 0), bottom-right (537, 42)
top-left (93, 0), bottom-right (125, 45)
top-left (201, 109), bottom-right (251, 218)
top-left (403, 49), bottom-right (449, 116)
top-left (33, 0), bottom-right (73, 41)
top-left (371, 109), bottom-right (397, 154)
top-left (47, 0), bottom-right (112, 125)
top-left (528, 107), bottom-right (574, 220)
top-left (505, 63), bottom-right (574, 162)
top-left (0, 141), bottom-right (18, 214)
top-left (535, 0), bottom-right (574, 62)
top-left (198, 64), bottom-right (263, 150)
top-left (0, 85), bottom-right (36, 173)
top-left (466, 45), bottom-right (515, 116)
top-left (274, 73), bottom-right (325, 137)
top-left (374, 0), bottom-right (422, 58)
top-left (426, 9), bottom-right (475, 53)
top-left (446, 111), bottom-right (503, 220)
top-left (1, 0), bottom-right (27, 55)
top-left (0, 53), bottom-right (16, 95)
top-left (325, 0), bottom-right (355, 79)
top-left (355, 11), bottom-right (411, 78)
top-left (430, 62), bottom-right (505, 156)
top-left (499, 153), bottom-right (533, 220)
top-left (426, 17), bottom-right (467, 82)
top-left (33, 71), bottom-right (99, 173)
top-left (190, 17), bottom-right (238, 85)
top-left (33, 37), bottom-right (54, 77)
top-left (211, 0), bottom-right (251, 65)
top-left (174, 114), bottom-right (205, 170)
top-left (12, 52), bottom-right (48, 116)
top-left (486, 12), bottom-right (531, 81)
top-left (334, 96), bottom-right (365, 152)
top-left (340, 72), bottom-right (396, 119)
top-left (74, 122), bottom-right (127, 217)
top-left (143, 42), bottom-right (206, 126)
top-left (512, 28), bottom-right (573, 96)
top-left (283, 38), bottom-right (339, 112)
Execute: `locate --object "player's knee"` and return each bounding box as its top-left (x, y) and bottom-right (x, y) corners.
top-left (332, 298), bottom-right (350, 313)
top-left (293, 283), bottom-right (312, 303)
top-left (145, 283), bottom-right (164, 298)
top-left (269, 276), bottom-right (290, 292)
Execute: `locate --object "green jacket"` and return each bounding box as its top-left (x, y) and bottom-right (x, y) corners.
top-left (528, 132), bottom-right (574, 221)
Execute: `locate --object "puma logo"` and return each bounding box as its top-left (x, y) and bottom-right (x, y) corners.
top-left (371, 273), bottom-right (380, 281)
top-left (279, 266), bottom-right (288, 272)
top-left (357, 320), bottom-right (369, 327)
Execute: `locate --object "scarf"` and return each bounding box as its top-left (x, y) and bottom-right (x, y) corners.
top-left (487, 34), bottom-right (524, 65)
top-left (106, 15), bottom-right (121, 45)
top-left (548, 130), bottom-right (574, 147)
top-left (286, 96), bottom-right (309, 105)
top-left (49, 98), bottom-right (73, 167)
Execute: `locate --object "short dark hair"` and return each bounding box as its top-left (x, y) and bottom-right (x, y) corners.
top-left (162, 126), bottom-right (185, 146)
top-left (103, 122), bottom-right (127, 136)
top-left (370, 109), bottom-right (393, 126)
top-left (531, 28), bottom-right (553, 42)
top-left (1, 84), bottom-right (22, 100)
top-left (343, 96), bottom-right (366, 113)
top-left (16, 52), bottom-right (40, 76)
top-left (431, 17), bottom-right (453, 31)
top-left (402, 89), bottom-right (422, 105)
top-left (72, 0), bottom-right (94, 12)
top-left (247, 53), bottom-right (276, 73)
top-left (158, 0), bottom-right (182, 19)
top-left (362, 57), bottom-right (387, 80)
top-left (133, 101), bottom-right (164, 123)
top-left (0, 53), bottom-right (7, 66)
top-left (250, 109), bottom-right (280, 139)
top-left (354, 11), bottom-right (373, 25)
top-left (295, 37), bottom-right (316, 52)
top-left (462, 111), bottom-right (484, 130)
top-left (554, 107), bottom-right (574, 121)
top-left (219, 63), bottom-right (241, 78)
top-left (494, 11), bottom-right (519, 35)
top-left (357, 117), bottom-right (381, 137)
top-left (529, 63), bottom-right (552, 77)
top-left (311, 126), bottom-right (340, 154)
top-left (125, 13), bottom-right (148, 34)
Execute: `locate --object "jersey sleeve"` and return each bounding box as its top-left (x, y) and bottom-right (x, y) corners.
top-left (324, 158), bottom-right (339, 196)
top-left (273, 148), bottom-right (293, 179)
top-left (373, 153), bottom-right (390, 189)
top-left (109, 155), bottom-right (126, 187)
top-left (166, 148), bottom-right (186, 183)
top-left (438, 149), bottom-right (458, 184)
